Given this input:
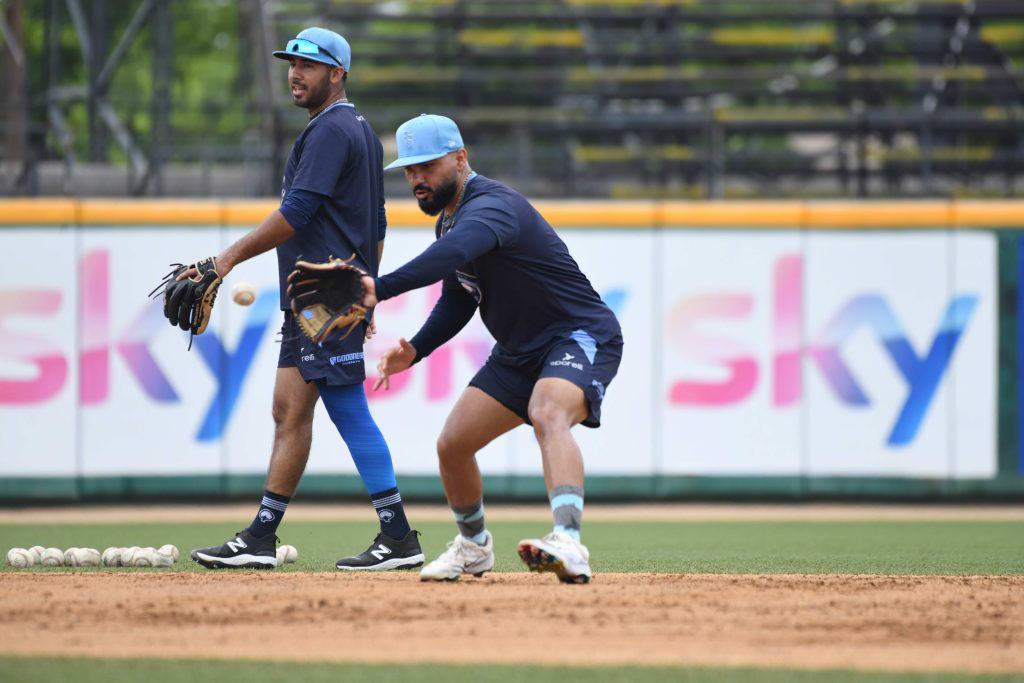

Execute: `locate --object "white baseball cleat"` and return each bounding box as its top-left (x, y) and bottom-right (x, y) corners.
top-left (419, 532), bottom-right (494, 581)
top-left (517, 532), bottom-right (592, 584)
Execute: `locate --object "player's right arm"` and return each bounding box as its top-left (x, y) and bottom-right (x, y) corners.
top-left (373, 275), bottom-right (477, 390)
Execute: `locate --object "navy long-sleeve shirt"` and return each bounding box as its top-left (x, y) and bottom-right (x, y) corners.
top-left (375, 174), bottom-right (621, 365)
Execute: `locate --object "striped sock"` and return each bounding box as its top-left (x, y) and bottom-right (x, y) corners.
top-left (371, 487), bottom-right (411, 540)
top-left (247, 490), bottom-right (290, 538)
top-left (452, 501), bottom-right (488, 545)
top-left (550, 485), bottom-right (584, 542)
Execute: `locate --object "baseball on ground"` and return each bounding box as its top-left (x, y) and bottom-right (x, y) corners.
top-left (157, 544), bottom-right (179, 563)
top-left (120, 546), bottom-right (140, 566)
top-left (62, 548), bottom-right (80, 566)
top-left (231, 281), bottom-right (256, 306)
top-left (6, 548), bottom-right (34, 568)
top-left (29, 546), bottom-right (45, 564)
top-left (101, 547), bottom-right (122, 567)
top-left (130, 547), bottom-right (160, 567)
top-left (281, 544), bottom-right (298, 563)
top-left (40, 548), bottom-right (63, 566)
top-left (73, 548), bottom-right (101, 567)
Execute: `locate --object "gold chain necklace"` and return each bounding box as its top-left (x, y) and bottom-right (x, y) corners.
top-left (441, 171), bottom-right (473, 235)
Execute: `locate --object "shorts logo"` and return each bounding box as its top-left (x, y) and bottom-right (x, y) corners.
top-left (329, 352), bottom-right (364, 366)
top-left (258, 508), bottom-right (275, 523)
top-left (377, 508), bottom-right (395, 523)
top-left (301, 354), bottom-right (315, 362)
top-left (550, 353), bottom-right (584, 371)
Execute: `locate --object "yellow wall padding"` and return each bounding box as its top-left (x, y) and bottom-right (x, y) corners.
top-left (3, 198), bottom-right (1024, 229)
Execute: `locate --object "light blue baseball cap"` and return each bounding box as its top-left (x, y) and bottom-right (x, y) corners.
top-left (384, 114), bottom-right (464, 171)
top-left (273, 27), bottom-right (351, 70)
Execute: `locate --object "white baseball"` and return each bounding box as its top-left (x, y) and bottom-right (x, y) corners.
top-left (157, 544), bottom-right (179, 563)
top-left (40, 548), bottom-right (63, 566)
top-left (232, 281), bottom-right (256, 306)
top-left (275, 547), bottom-right (286, 566)
top-left (74, 548), bottom-right (101, 567)
top-left (130, 548), bottom-right (159, 567)
top-left (120, 546), bottom-right (140, 567)
top-left (29, 546), bottom-right (45, 564)
top-left (63, 548), bottom-right (80, 566)
top-left (6, 548), bottom-right (34, 568)
top-left (152, 552), bottom-right (174, 567)
top-left (101, 547), bottom-right (121, 567)
top-left (281, 544), bottom-right (298, 563)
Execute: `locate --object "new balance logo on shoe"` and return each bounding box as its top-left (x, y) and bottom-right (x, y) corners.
top-left (226, 537), bottom-right (248, 553)
top-left (370, 544), bottom-right (392, 561)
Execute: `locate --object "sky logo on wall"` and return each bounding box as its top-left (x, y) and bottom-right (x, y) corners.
top-left (0, 248), bottom-right (628, 443)
top-left (667, 254), bottom-right (979, 447)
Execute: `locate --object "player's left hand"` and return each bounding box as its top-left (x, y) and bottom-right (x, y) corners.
top-left (365, 316), bottom-right (377, 341)
top-left (149, 256), bottom-right (223, 350)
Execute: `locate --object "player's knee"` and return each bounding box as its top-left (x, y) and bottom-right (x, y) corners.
top-left (528, 401), bottom-right (573, 436)
top-left (436, 431), bottom-right (459, 462)
top-left (272, 399), bottom-right (312, 432)
top-left (438, 429), bottom-right (478, 463)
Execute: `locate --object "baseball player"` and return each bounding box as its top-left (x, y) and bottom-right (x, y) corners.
top-left (365, 115), bottom-right (623, 583)
top-left (163, 28), bottom-right (423, 570)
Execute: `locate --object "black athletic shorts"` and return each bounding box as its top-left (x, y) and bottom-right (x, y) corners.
top-left (468, 331), bottom-right (623, 428)
top-left (277, 310), bottom-right (366, 386)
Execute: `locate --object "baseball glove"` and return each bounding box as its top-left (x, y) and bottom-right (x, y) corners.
top-left (149, 257), bottom-right (223, 349)
top-left (286, 254), bottom-right (368, 343)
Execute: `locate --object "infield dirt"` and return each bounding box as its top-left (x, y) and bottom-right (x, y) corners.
top-left (1, 572), bottom-right (1020, 674)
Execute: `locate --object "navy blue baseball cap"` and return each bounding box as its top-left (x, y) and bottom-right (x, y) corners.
top-left (384, 114), bottom-right (464, 171)
top-left (273, 27), bottom-right (351, 70)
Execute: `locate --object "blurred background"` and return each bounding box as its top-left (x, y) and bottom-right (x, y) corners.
top-left (0, 0), bottom-right (1021, 504)
top-left (3, 0), bottom-right (1024, 200)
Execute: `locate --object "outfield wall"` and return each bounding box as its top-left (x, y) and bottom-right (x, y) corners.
top-left (1, 199), bottom-right (1021, 502)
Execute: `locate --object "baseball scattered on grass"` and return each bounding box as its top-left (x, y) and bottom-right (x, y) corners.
top-left (29, 546), bottom-right (45, 564)
top-left (101, 547), bottom-right (121, 566)
top-left (40, 548), bottom-right (64, 566)
top-left (120, 546), bottom-right (140, 567)
top-left (63, 548), bottom-right (80, 566)
top-left (130, 547), bottom-right (160, 567)
top-left (157, 544), bottom-right (179, 563)
top-left (73, 548), bottom-right (102, 567)
top-left (232, 281), bottom-right (256, 306)
top-left (6, 548), bottom-right (34, 568)
top-left (281, 544), bottom-right (298, 563)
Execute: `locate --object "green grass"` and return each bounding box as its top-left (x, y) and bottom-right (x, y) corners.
top-left (0, 657), bottom-right (1021, 683)
top-left (1, 519), bottom-right (1022, 575)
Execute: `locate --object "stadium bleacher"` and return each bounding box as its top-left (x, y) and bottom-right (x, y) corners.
top-left (267, 0), bottom-right (1024, 198)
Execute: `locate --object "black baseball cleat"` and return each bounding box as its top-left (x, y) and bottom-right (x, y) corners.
top-left (191, 529), bottom-right (277, 569)
top-left (335, 530), bottom-right (425, 571)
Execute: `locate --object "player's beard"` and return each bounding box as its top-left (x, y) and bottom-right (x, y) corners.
top-left (414, 172), bottom-right (458, 216)
top-left (294, 75), bottom-right (331, 112)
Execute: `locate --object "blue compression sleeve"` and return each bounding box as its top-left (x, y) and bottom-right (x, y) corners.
top-left (373, 221), bottom-right (499, 301)
top-left (279, 188), bottom-right (326, 231)
top-left (409, 275), bottom-right (478, 362)
top-left (316, 381), bottom-right (396, 494)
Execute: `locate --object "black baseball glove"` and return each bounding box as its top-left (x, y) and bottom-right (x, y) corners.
top-left (149, 257), bottom-right (223, 349)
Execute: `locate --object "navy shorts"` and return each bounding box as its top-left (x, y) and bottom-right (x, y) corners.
top-left (277, 311), bottom-right (366, 386)
top-left (469, 332), bottom-right (623, 428)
